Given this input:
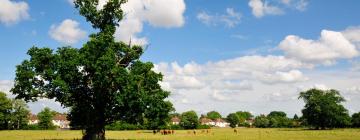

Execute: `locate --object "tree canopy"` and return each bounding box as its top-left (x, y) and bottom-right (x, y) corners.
top-left (180, 111), bottom-right (199, 129)
top-left (11, 0), bottom-right (173, 139)
top-left (226, 113), bottom-right (239, 128)
top-left (37, 107), bottom-right (56, 130)
top-left (352, 112), bottom-right (360, 127)
top-left (299, 89), bottom-right (351, 129)
top-left (206, 111), bottom-right (222, 120)
top-left (0, 91), bottom-right (12, 130)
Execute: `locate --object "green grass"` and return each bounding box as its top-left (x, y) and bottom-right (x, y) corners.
top-left (0, 128), bottom-right (360, 140)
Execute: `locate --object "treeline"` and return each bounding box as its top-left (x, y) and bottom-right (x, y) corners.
top-left (2, 89), bottom-right (360, 130)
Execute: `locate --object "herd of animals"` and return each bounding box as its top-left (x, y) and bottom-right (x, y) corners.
top-left (150, 129), bottom-right (239, 135)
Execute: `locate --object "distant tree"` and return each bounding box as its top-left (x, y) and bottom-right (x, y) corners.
top-left (254, 115), bottom-right (269, 128)
top-left (180, 111), bottom-right (199, 129)
top-left (9, 99), bottom-right (30, 129)
top-left (267, 111), bottom-right (291, 128)
top-left (268, 111), bottom-right (286, 118)
top-left (299, 89), bottom-right (351, 129)
top-left (293, 114), bottom-right (299, 120)
top-left (170, 112), bottom-right (180, 118)
top-left (236, 111), bottom-right (253, 120)
top-left (226, 113), bottom-right (240, 128)
top-left (0, 92), bottom-right (12, 129)
top-left (11, 0), bottom-right (173, 139)
top-left (37, 107), bottom-right (55, 130)
top-left (352, 112), bottom-right (360, 127)
top-left (207, 111), bottom-right (222, 120)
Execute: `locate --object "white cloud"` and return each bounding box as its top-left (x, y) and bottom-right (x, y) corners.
top-left (248, 0), bottom-right (283, 18)
top-left (259, 70), bottom-right (308, 84)
top-left (279, 30), bottom-right (359, 65)
top-left (112, 0), bottom-right (186, 45)
top-left (49, 19), bottom-right (87, 45)
top-left (197, 8), bottom-right (242, 28)
top-left (0, 80), bottom-right (13, 95)
top-left (0, 0), bottom-right (29, 25)
top-left (294, 0), bottom-right (308, 11)
top-left (347, 86), bottom-right (360, 94)
top-left (342, 26), bottom-right (360, 45)
top-left (155, 55), bottom-right (310, 95)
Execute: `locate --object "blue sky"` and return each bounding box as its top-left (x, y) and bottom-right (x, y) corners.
top-left (1, 0), bottom-right (360, 116)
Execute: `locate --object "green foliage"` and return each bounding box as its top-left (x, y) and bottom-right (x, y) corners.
top-left (254, 115), bottom-right (269, 128)
top-left (206, 111), bottom-right (222, 120)
top-left (267, 111), bottom-right (287, 118)
top-left (267, 111), bottom-right (291, 128)
top-left (299, 89), bottom-right (351, 129)
top-left (180, 111), bottom-right (199, 129)
top-left (9, 99), bottom-right (30, 130)
top-left (37, 107), bottom-right (56, 130)
top-left (105, 121), bottom-right (143, 130)
top-left (169, 124), bottom-right (183, 130)
top-left (352, 112), bottom-right (360, 127)
top-left (236, 111), bottom-right (253, 120)
top-left (0, 92), bottom-right (12, 130)
top-left (24, 124), bottom-right (41, 130)
top-left (236, 111), bottom-right (253, 126)
top-left (11, 0), bottom-right (173, 138)
top-left (226, 113), bottom-right (240, 128)
top-left (293, 114), bottom-right (299, 120)
top-left (197, 124), bottom-right (211, 129)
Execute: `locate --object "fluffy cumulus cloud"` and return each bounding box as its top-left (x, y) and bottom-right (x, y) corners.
top-left (154, 55), bottom-right (310, 96)
top-left (96, 0), bottom-right (186, 45)
top-left (248, 0), bottom-right (284, 18)
top-left (279, 30), bottom-right (359, 65)
top-left (0, 0), bottom-right (29, 25)
top-left (342, 26), bottom-right (360, 45)
top-left (197, 8), bottom-right (242, 28)
top-left (49, 19), bottom-right (87, 45)
top-left (67, 0), bottom-right (186, 45)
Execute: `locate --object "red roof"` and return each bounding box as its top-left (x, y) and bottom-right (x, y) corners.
top-left (171, 117), bottom-right (180, 122)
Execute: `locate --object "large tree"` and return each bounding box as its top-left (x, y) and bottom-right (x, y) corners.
top-left (0, 92), bottom-right (12, 130)
top-left (299, 89), bottom-right (351, 129)
top-left (11, 0), bottom-right (172, 139)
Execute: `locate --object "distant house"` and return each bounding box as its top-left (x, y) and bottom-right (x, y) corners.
top-left (28, 113), bottom-right (70, 129)
top-left (28, 114), bottom-right (38, 125)
top-left (52, 114), bottom-right (70, 129)
top-left (245, 118), bottom-right (254, 126)
top-left (200, 117), bottom-right (229, 128)
top-left (170, 116), bottom-right (180, 125)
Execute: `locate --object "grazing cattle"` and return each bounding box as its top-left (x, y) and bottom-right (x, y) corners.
top-left (234, 129), bottom-right (238, 134)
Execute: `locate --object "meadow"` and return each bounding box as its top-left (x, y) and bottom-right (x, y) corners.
top-left (1, 128), bottom-right (360, 140)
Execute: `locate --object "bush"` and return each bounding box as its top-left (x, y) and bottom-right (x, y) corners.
top-left (169, 124), bottom-right (183, 130)
top-left (105, 121), bottom-right (143, 130)
top-left (24, 124), bottom-right (41, 130)
top-left (197, 124), bottom-right (211, 129)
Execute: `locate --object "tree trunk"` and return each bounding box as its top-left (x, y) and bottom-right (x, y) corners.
top-left (82, 125), bottom-right (105, 140)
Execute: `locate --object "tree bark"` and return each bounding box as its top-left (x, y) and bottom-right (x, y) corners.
top-left (82, 125), bottom-right (105, 140)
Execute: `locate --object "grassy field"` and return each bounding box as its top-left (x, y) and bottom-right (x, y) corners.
top-left (0, 128), bottom-right (360, 140)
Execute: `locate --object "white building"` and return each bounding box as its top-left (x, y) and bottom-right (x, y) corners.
top-left (28, 113), bottom-right (70, 129)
